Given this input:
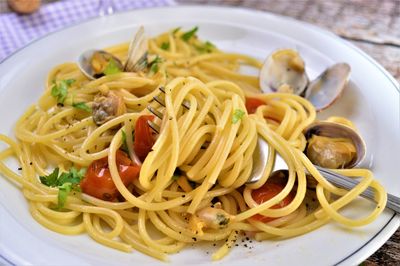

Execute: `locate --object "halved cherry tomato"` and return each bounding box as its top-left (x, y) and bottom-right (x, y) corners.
top-left (251, 183), bottom-right (294, 222)
top-left (134, 115), bottom-right (155, 162)
top-left (80, 150), bottom-right (140, 201)
top-left (245, 97), bottom-right (266, 114)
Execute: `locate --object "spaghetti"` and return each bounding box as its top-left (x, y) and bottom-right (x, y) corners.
top-left (0, 27), bottom-right (386, 261)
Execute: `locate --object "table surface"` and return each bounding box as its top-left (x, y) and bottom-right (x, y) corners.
top-left (1, 0), bottom-right (399, 265)
top-left (177, 1), bottom-right (400, 265)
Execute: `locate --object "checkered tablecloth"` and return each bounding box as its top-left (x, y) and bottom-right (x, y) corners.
top-left (0, 0), bottom-right (176, 62)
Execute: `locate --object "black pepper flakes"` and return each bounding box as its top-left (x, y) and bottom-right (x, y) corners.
top-left (29, 162), bottom-right (33, 165)
top-left (17, 167), bottom-right (22, 170)
top-left (192, 237), bottom-right (197, 241)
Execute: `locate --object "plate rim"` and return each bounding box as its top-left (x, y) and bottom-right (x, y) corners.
top-left (0, 5), bottom-right (399, 266)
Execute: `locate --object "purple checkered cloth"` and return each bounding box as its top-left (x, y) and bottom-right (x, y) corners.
top-left (0, 0), bottom-right (176, 62)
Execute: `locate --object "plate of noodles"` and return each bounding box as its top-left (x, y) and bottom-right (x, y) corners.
top-left (0, 6), bottom-right (399, 266)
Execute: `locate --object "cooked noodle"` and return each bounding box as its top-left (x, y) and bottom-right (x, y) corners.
top-left (0, 28), bottom-right (386, 261)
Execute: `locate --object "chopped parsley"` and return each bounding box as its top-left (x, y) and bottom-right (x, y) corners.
top-left (51, 79), bottom-right (75, 104)
top-left (195, 41), bottom-right (216, 53)
top-left (181, 26), bottom-right (198, 42)
top-left (103, 58), bottom-right (122, 76)
top-left (232, 109), bottom-right (245, 124)
top-left (149, 55), bottom-right (163, 73)
top-left (161, 42), bottom-right (170, 50)
top-left (39, 167), bottom-right (86, 209)
top-left (121, 130), bottom-right (128, 153)
top-left (72, 102), bottom-right (91, 112)
top-left (172, 27), bottom-right (181, 34)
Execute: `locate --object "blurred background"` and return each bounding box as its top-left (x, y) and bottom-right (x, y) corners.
top-left (0, 0), bottom-right (399, 265)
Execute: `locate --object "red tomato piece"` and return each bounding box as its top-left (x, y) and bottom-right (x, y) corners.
top-left (80, 150), bottom-right (140, 201)
top-left (251, 183), bottom-right (294, 222)
top-left (245, 97), bottom-right (266, 114)
top-left (134, 115), bottom-right (155, 162)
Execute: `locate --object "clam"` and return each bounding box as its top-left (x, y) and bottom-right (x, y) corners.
top-left (259, 48), bottom-right (351, 111)
top-left (303, 121), bottom-right (366, 169)
top-left (78, 26), bottom-right (148, 80)
top-left (92, 91), bottom-right (126, 125)
top-left (259, 49), bottom-right (308, 95)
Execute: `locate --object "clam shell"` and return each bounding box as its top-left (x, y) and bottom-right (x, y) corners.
top-left (304, 121), bottom-right (366, 168)
top-left (259, 49), bottom-right (308, 95)
top-left (305, 63), bottom-right (351, 111)
top-left (124, 26), bottom-right (148, 72)
top-left (78, 49), bottom-right (123, 80)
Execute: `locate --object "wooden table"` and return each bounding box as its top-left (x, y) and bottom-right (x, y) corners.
top-left (175, 1), bottom-right (400, 265)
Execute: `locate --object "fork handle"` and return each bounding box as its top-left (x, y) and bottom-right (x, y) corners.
top-left (315, 166), bottom-right (400, 214)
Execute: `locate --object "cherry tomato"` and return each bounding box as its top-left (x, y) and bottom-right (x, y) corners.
top-left (80, 150), bottom-right (140, 201)
top-left (245, 97), bottom-right (266, 114)
top-left (251, 183), bottom-right (294, 222)
top-left (134, 115), bottom-right (155, 162)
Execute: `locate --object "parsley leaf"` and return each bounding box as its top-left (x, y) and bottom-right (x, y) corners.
top-left (149, 55), bottom-right (163, 73)
top-left (121, 130), bottom-right (128, 153)
top-left (161, 42), bottom-right (170, 50)
top-left (103, 58), bottom-right (122, 76)
top-left (72, 102), bottom-right (91, 112)
top-left (172, 27), bottom-right (181, 34)
top-left (181, 26), bottom-right (198, 42)
top-left (58, 183), bottom-right (72, 209)
top-left (51, 79), bottom-right (75, 104)
top-left (232, 109), bottom-right (245, 124)
top-left (39, 168), bottom-right (59, 186)
top-left (39, 167), bottom-right (86, 209)
top-left (195, 41), bottom-right (216, 53)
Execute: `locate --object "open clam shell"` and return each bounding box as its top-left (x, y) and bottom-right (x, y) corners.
top-left (305, 63), bottom-right (351, 111)
top-left (259, 48), bottom-right (308, 95)
top-left (304, 121), bottom-right (366, 169)
top-left (124, 25), bottom-right (148, 72)
top-left (78, 49), bottom-right (124, 80)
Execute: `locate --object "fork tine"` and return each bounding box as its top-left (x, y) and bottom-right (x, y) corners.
top-left (147, 106), bottom-right (164, 119)
top-left (153, 95), bottom-right (165, 106)
top-left (158, 87), bottom-right (191, 109)
top-left (147, 120), bottom-right (160, 133)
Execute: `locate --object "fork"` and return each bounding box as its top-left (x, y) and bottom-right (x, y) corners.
top-left (146, 88), bottom-right (400, 214)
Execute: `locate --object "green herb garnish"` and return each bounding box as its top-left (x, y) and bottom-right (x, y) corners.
top-left (195, 41), bottom-right (216, 53)
top-left (39, 167), bottom-right (86, 209)
top-left (103, 58), bottom-right (122, 76)
top-left (232, 109), bottom-right (245, 124)
top-left (149, 55), bottom-right (163, 73)
top-left (181, 26), bottom-right (198, 42)
top-left (172, 27), bottom-right (181, 34)
top-left (72, 102), bottom-right (91, 112)
top-left (161, 42), bottom-right (170, 50)
top-left (121, 130), bottom-right (128, 153)
top-left (51, 79), bottom-right (75, 104)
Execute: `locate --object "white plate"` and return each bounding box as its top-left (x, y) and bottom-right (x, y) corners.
top-left (0, 6), bottom-right (399, 266)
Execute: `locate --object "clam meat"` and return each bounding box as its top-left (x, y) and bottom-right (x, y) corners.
top-left (304, 120), bottom-right (366, 169)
